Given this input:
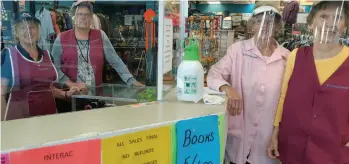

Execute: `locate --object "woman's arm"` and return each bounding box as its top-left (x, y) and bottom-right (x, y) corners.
top-left (50, 85), bottom-right (79, 100)
top-left (207, 44), bottom-right (235, 91)
top-left (100, 30), bottom-right (136, 86)
top-left (273, 49), bottom-right (297, 126)
top-left (1, 49), bottom-right (12, 121)
top-left (51, 34), bottom-right (74, 87)
top-left (50, 85), bottom-right (67, 100)
top-left (1, 79), bottom-right (8, 121)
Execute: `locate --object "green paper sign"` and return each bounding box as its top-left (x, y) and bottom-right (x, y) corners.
top-left (218, 114), bottom-right (226, 163)
top-left (171, 123), bottom-right (177, 164)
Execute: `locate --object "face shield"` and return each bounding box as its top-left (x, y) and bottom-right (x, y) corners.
top-left (15, 19), bottom-right (40, 49)
top-left (73, 6), bottom-right (92, 29)
top-left (311, 0), bottom-right (346, 45)
top-left (251, 8), bottom-right (279, 51)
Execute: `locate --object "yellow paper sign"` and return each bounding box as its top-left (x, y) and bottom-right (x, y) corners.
top-left (102, 126), bottom-right (171, 164)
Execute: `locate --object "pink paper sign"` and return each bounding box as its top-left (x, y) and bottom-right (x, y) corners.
top-left (1, 153), bottom-right (10, 164)
top-left (10, 139), bottom-right (100, 164)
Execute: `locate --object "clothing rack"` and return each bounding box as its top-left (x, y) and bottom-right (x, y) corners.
top-left (339, 38), bottom-right (349, 46)
top-left (290, 34), bottom-right (313, 41)
top-left (282, 34), bottom-right (313, 51)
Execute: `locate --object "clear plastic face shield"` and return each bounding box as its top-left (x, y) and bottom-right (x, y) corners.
top-left (74, 6), bottom-right (93, 29)
top-left (15, 19), bottom-right (40, 49)
top-left (311, 0), bottom-right (346, 45)
top-left (251, 10), bottom-right (278, 51)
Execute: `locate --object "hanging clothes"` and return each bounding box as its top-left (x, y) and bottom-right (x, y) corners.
top-left (35, 8), bottom-right (55, 50)
top-left (51, 11), bottom-right (61, 35)
top-left (63, 13), bottom-right (73, 30)
top-left (281, 36), bottom-right (312, 51)
top-left (96, 13), bottom-right (110, 37)
top-left (91, 14), bottom-right (101, 30)
top-left (283, 0), bottom-right (299, 25)
top-left (55, 11), bottom-right (66, 32)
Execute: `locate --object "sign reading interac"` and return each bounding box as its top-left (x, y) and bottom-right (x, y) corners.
top-left (176, 115), bottom-right (220, 164)
top-left (102, 126), bottom-right (171, 164)
top-left (9, 139), bottom-right (101, 164)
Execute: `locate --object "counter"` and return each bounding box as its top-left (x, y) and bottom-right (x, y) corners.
top-left (1, 89), bottom-right (227, 164)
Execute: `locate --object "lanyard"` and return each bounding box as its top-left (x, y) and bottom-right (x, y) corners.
top-left (74, 30), bottom-right (90, 64)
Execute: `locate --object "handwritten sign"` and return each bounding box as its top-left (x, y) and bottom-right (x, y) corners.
top-left (1, 153), bottom-right (10, 164)
top-left (176, 115), bottom-right (220, 164)
top-left (163, 18), bottom-right (173, 74)
top-left (102, 126), bottom-right (171, 164)
top-left (124, 15), bottom-right (133, 26)
top-left (218, 114), bottom-right (226, 163)
top-left (10, 139), bottom-right (100, 164)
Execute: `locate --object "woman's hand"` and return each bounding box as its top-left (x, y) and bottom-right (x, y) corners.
top-left (68, 82), bottom-right (88, 95)
top-left (65, 87), bottom-right (79, 99)
top-left (132, 81), bottom-right (145, 87)
top-left (267, 126), bottom-right (280, 159)
top-left (220, 85), bottom-right (243, 116)
top-left (346, 142), bottom-right (349, 147)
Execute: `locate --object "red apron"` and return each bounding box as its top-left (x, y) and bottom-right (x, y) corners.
top-left (60, 29), bottom-right (104, 91)
top-left (5, 47), bottom-right (58, 120)
top-left (278, 47), bottom-right (349, 164)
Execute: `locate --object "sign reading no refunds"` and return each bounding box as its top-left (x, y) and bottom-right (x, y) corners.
top-left (102, 126), bottom-right (171, 164)
top-left (176, 115), bottom-right (220, 164)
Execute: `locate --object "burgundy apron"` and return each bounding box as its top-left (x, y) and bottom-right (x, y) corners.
top-left (60, 29), bottom-right (104, 95)
top-left (278, 47), bottom-right (349, 164)
top-left (5, 47), bottom-right (58, 120)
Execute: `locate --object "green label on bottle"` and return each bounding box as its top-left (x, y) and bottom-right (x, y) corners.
top-left (184, 75), bottom-right (197, 94)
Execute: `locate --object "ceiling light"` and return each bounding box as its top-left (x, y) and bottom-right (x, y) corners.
top-left (207, 1), bottom-right (221, 4)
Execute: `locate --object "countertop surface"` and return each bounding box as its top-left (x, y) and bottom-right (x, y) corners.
top-left (1, 89), bottom-right (226, 151)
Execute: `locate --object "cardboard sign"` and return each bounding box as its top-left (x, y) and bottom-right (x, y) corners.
top-left (176, 115), bottom-right (220, 164)
top-left (10, 139), bottom-right (101, 164)
top-left (1, 153), bottom-right (10, 164)
top-left (102, 126), bottom-right (171, 164)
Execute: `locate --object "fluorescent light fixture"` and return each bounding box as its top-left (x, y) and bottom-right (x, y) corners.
top-left (207, 1), bottom-right (221, 4)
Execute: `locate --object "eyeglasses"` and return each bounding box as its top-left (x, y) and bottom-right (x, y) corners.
top-left (75, 13), bottom-right (92, 17)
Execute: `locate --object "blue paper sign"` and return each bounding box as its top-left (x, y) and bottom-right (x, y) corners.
top-left (176, 115), bottom-right (220, 164)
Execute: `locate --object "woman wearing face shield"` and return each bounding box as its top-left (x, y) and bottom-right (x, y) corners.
top-left (207, 2), bottom-right (290, 164)
top-left (0, 13), bottom-right (78, 121)
top-left (267, 1), bottom-right (349, 163)
top-left (51, 1), bottom-right (143, 96)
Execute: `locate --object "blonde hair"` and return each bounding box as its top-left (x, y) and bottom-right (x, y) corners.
top-left (14, 20), bottom-right (40, 42)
